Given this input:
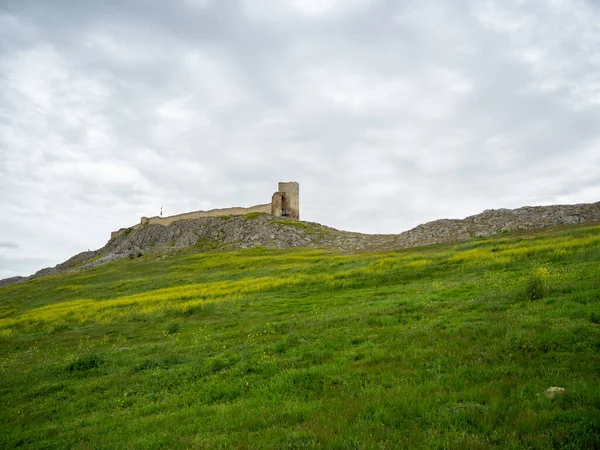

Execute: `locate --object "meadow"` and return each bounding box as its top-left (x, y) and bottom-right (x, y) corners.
top-left (1, 223), bottom-right (599, 449)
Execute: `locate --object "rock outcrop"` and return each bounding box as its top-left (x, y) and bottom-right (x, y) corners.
top-left (0, 276), bottom-right (28, 288)
top-left (3, 201), bottom-right (599, 286)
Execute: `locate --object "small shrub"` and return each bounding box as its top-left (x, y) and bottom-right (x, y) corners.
top-left (129, 316), bottom-right (147, 323)
top-left (67, 354), bottom-right (102, 372)
top-left (524, 266), bottom-right (550, 300)
top-left (136, 358), bottom-right (160, 371)
top-left (180, 304), bottom-right (195, 317)
top-left (50, 323), bottom-right (72, 334)
top-left (209, 357), bottom-right (232, 373)
top-left (165, 322), bottom-right (180, 335)
top-left (290, 370), bottom-right (325, 397)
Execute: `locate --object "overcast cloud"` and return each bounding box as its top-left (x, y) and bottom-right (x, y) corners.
top-left (1, 0), bottom-right (599, 278)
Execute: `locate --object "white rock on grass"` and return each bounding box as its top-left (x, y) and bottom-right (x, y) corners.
top-left (545, 386), bottom-right (565, 398)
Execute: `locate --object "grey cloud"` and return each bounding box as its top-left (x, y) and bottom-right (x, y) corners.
top-left (0, 242), bottom-right (18, 250)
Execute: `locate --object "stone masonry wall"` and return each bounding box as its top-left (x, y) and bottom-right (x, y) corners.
top-left (278, 182), bottom-right (300, 220)
top-left (271, 192), bottom-right (283, 217)
top-left (112, 182), bottom-right (301, 238)
top-left (136, 203), bottom-right (272, 229)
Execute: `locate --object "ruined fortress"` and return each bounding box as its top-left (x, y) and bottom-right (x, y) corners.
top-left (111, 182), bottom-right (299, 238)
top-left (4, 195), bottom-right (598, 286)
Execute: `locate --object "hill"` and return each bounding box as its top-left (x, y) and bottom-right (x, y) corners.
top-left (0, 222), bottom-right (599, 448)
top-left (4, 200), bottom-right (600, 286)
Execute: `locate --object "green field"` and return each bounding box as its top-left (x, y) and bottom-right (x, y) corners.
top-left (1, 224), bottom-right (599, 449)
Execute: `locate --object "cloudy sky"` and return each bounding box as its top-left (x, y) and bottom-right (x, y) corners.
top-left (1, 0), bottom-right (599, 278)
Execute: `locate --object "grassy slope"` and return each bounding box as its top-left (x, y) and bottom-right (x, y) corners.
top-left (0, 224), bottom-right (599, 449)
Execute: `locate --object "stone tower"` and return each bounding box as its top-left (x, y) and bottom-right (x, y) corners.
top-left (271, 181), bottom-right (299, 220)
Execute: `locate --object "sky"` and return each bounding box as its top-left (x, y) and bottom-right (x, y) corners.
top-left (1, 0), bottom-right (599, 278)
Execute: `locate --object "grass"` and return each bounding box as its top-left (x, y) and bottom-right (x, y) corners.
top-left (244, 212), bottom-right (267, 220)
top-left (277, 219), bottom-right (311, 229)
top-left (0, 224), bottom-right (599, 448)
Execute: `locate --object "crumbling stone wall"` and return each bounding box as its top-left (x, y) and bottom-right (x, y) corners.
top-left (137, 203), bottom-right (272, 228)
top-left (111, 181), bottom-right (300, 238)
top-left (271, 192), bottom-right (283, 217)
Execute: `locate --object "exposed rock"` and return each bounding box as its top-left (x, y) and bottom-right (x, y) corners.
top-left (2, 201), bottom-right (599, 286)
top-left (0, 276), bottom-right (28, 287)
top-left (31, 250), bottom-right (103, 278)
top-left (545, 386), bottom-right (565, 398)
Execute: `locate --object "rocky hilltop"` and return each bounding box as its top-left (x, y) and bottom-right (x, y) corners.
top-left (1, 201), bottom-right (599, 287)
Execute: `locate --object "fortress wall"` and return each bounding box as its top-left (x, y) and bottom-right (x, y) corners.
top-left (110, 182), bottom-right (300, 239)
top-left (278, 182), bottom-right (300, 220)
top-left (271, 192), bottom-right (283, 217)
top-left (139, 203), bottom-right (272, 227)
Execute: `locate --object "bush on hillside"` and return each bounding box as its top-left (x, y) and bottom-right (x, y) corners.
top-left (66, 354), bottom-right (102, 372)
top-left (524, 266), bottom-right (550, 300)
